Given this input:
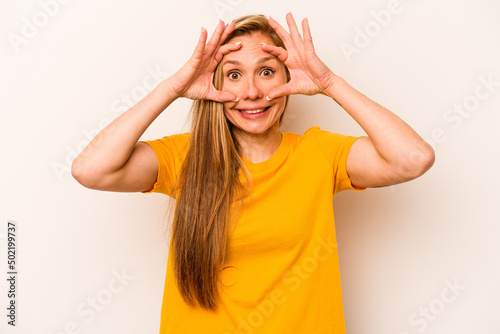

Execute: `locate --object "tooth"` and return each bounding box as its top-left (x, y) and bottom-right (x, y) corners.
top-left (245, 109), bottom-right (263, 114)
top-left (239, 107), bottom-right (268, 114)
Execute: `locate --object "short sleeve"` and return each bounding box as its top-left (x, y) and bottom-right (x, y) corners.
top-left (309, 126), bottom-right (366, 195)
top-left (140, 132), bottom-right (190, 197)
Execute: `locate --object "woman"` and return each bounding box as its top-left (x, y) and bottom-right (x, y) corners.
top-left (72, 13), bottom-right (434, 333)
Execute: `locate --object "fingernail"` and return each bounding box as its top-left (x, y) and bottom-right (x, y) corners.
top-left (234, 97), bottom-right (240, 102)
top-left (266, 96), bottom-right (272, 101)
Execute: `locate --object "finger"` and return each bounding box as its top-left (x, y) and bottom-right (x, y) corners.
top-left (267, 83), bottom-right (294, 101)
top-left (211, 21), bottom-right (237, 67)
top-left (218, 90), bottom-right (239, 102)
top-left (268, 16), bottom-right (292, 46)
top-left (260, 44), bottom-right (288, 63)
top-left (219, 20), bottom-right (236, 44)
top-left (205, 20), bottom-right (225, 55)
top-left (214, 42), bottom-right (242, 64)
top-left (302, 18), bottom-right (315, 53)
top-left (190, 27), bottom-right (208, 61)
top-left (285, 12), bottom-right (303, 46)
top-left (207, 88), bottom-right (238, 102)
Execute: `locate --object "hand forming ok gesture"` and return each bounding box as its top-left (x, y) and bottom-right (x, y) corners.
top-left (262, 13), bottom-right (338, 100)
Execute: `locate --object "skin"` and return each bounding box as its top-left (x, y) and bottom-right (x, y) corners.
top-left (71, 13), bottom-right (434, 192)
top-left (221, 33), bottom-right (288, 163)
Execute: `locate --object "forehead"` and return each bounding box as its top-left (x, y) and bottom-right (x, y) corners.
top-left (223, 33), bottom-right (279, 65)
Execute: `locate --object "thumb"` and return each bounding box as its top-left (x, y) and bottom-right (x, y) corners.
top-left (218, 91), bottom-right (239, 102)
top-left (206, 88), bottom-right (238, 103)
top-left (266, 83), bottom-right (293, 101)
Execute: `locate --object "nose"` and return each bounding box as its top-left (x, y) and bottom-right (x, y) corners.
top-left (240, 77), bottom-right (264, 100)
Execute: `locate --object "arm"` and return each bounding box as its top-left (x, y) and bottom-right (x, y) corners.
top-left (325, 77), bottom-right (434, 188)
top-left (264, 13), bottom-right (434, 188)
top-left (71, 82), bottom-right (177, 192)
top-left (72, 20), bottom-right (241, 192)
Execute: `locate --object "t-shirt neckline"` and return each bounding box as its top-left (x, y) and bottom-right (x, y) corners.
top-left (241, 132), bottom-right (289, 172)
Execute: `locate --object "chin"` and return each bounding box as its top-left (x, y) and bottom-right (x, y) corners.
top-left (236, 125), bottom-right (273, 135)
top-left (228, 115), bottom-right (281, 137)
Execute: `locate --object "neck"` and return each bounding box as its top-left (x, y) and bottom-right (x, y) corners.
top-left (232, 124), bottom-right (282, 163)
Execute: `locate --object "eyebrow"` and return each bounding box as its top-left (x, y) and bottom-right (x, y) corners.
top-left (222, 56), bottom-right (278, 67)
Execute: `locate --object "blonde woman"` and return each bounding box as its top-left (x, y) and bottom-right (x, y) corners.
top-left (72, 13), bottom-right (434, 333)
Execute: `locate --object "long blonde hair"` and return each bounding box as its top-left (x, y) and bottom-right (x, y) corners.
top-left (170, 14), bottom-right (290, 311)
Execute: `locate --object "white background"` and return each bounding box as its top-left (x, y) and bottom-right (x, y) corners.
top-left (1, 0), bottom-right (499, 333)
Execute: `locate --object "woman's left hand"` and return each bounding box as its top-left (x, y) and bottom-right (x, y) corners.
top-left (263, 13), bottom-right (338, 100)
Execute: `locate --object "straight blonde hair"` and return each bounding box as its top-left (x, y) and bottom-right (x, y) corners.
top-left (170, 14), bottom-right (290, 311)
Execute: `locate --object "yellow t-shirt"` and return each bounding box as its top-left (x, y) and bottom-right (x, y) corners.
top-left (142, 126), bottom-right (365, 333)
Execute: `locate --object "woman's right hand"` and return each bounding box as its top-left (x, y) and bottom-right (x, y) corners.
top-left (165, 20), bottom-right (241, 102)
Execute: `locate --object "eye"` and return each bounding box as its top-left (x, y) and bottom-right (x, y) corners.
top-left (227, 71), bottom-right (241, 80)
top-left (261, 68), bottom-right (275, 77)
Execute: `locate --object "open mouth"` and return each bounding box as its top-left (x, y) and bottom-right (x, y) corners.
top-left (238, 106), bottom-right (271, 115)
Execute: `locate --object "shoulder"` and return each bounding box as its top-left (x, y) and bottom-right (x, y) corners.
top-left (159, 132), bottom-right (190, 145)
top-left (144, 132), bottom-right (190, 152)
top-left (284, 126), bottom-right (363, 163)
top-left (140, 132), bottom-right (191, 170)
top-left (284, 126), bottom-right (355, 146)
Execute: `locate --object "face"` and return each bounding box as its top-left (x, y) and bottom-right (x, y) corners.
top-left (221, 33), bottom-right (288, 138)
